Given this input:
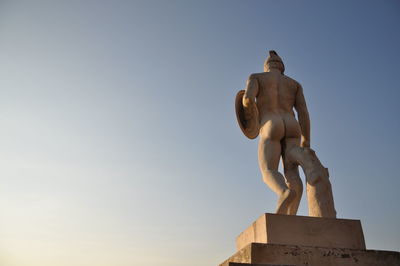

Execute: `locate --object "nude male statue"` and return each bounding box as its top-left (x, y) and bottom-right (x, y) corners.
top-left (235, 50), bottom-right (336, 217)
top-left (240, 50), bottom-right (310, 215)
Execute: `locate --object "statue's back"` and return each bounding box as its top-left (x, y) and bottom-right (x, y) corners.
top-left (253, 72), bottom-right (299, 118)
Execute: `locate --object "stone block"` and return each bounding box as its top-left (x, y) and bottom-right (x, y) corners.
top-left (236, 213), bottom-right (365, 251)
top-left (229, 263), bottom-right (295, 266)
top-left (220, 243), bottom-right (400, 266)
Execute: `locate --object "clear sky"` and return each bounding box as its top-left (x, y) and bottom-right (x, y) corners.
top-left (0, 1), bottom-right (399, 265)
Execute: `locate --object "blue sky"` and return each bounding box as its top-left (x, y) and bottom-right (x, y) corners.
top-left (0, 1), bottom-right (399, 265)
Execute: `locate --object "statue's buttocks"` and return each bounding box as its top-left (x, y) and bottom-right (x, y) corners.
top-left (251, 72), bottom-right (302, 140)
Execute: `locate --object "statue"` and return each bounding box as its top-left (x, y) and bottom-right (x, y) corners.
top-left (235, 51), bottom-right (336, 218)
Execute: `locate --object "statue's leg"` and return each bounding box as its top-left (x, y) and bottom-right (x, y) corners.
top-left (282, 137), bottom-right (303, 215)
top-left (285, 146), bottom-right (337, 218)
top-left (283, 164), bottom-right (302, 215)
top-left (258, 137), bottom-right (296, 215)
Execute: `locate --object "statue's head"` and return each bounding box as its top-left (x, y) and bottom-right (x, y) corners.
top-left (264, 50), bottom-right (285, 74)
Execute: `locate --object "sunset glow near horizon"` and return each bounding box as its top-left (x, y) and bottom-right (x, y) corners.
top-left (0, 1), bottom-right (399, 265)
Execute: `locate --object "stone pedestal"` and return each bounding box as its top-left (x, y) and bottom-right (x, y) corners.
top-left (220, 243), bottom-right (400, 266)
top-left (219, 214), bottom-right (400, 266)
top-left (236, 213), bottom-right (365, 251)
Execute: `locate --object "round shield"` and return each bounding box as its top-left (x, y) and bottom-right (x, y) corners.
top-left (235, 90), bottom-right (259, 139)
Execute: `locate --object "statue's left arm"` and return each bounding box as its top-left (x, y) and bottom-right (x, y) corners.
top-left (242, 75), bottom-right (259, 130)
top-left (294, 83), bottom-right (310, 148)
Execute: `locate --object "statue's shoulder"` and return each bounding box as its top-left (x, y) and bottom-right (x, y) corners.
top-left (282, 74), bottom-right (297, 83)
top-left (247, 72), bottom-right (267, 81)
top-left (283, 75), bottom-right (302, 89)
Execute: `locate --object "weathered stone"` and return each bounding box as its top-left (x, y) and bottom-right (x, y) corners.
top-left (287, 147), bottom-right (336, 218)
top-left (229, 263), bottom-right (295, 266)
top-left (236, 214), bottom-right (365, 251)
top-left (219, 243), bottom-right (400, 266)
